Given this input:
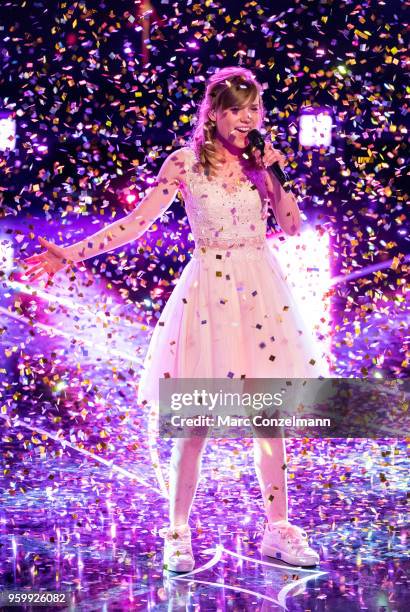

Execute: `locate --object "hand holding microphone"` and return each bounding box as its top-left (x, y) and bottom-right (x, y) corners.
top-left (247, 129), bottom-right (291, 192)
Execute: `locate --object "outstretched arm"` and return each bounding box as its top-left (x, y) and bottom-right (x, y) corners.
top-left (22, 148), bottom-right (190, 281)
top-left (65, 148), bottom-right (188, 263)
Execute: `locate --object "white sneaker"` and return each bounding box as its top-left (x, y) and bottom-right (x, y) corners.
top-left (260, 519), bottom-right (320, 567)
top-left (159, 524), bottom-right (195, 573)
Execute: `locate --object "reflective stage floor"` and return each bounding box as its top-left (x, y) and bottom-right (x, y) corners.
top-left (0, 427), bottom-right (408, 610)
top-left (0, 264), bottom-right (408, 610)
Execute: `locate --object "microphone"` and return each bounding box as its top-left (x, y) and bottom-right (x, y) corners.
top-left (247, 129), bottom-right (291, 192)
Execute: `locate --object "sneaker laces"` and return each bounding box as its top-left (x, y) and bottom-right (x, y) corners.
top-left (159, 525), bottom-right (192, 556)
top-left (269, 521), bottom-right (312, 552)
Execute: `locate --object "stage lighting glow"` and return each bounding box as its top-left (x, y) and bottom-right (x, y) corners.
top-left (269, 226), bottom-right (332, 358)
top-left (34, 144), bottom-right (48, 154)
top-left (53, 381), bottom-right (67, 393)
top-left (0, 238), bottom-right (14, 274)
top-left (126, 193), bottom-right (137, 204)
top-left (299, 108), bottom-right (332, 147)
top-left (0, 112), bottom-right (16, 152)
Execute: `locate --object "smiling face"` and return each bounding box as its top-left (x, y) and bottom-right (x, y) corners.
top-left (207, 77), bottom-right (264, 154)
top-left (192, 69), bottom-right (265, 172)
top-left (213, 97), bottom-right (262, 149)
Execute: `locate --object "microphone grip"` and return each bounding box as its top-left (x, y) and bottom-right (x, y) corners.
top-left (269, 162), bottom-right (291, 193)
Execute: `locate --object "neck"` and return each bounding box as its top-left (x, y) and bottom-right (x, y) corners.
top-left (214, 132), bottom-right (246, 164)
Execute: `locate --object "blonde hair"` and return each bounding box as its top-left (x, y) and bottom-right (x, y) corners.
top-left (190, 66), bottom-right (265, 176)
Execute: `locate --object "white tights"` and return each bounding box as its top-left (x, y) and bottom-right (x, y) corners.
top-left (169, 435), bottom-right (288, 526)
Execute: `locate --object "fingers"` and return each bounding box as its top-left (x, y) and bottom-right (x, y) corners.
top-left (21, 268), bottom-right (46, 281)
top-left (25, 264), bottom-right (46, 279)
top-left (253, 143), bottom-right (286, 169)
top-left (253, 148), bottom-right (265, 167)
top-left (36, 238), bottom-right (62, 259)
top-left (24, 249), bottom-right (61, 268)
top-left (30, 270), bottom-right (47, 281)
top-left (21, 262), bottom-right (54, 281)
top-left (21, 260), bottom-right (43, 272)
top-left (261, 142), bottom-right (286, 168)
top-left (24, 239), bottom-right (48, 263)
top-left (263, 152), bottom-right (286, 169)
top-left (24, 254), bottom-right (42, 264)
top-left (39, 239), bottom-right (57, 256)
top-left (22, 263), bottom-right (43, 277)
top-left (23, 238), bottom-right (53, 263)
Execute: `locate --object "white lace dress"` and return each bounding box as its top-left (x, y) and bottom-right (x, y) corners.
top-left (137, 148), bottom-right (328, 406)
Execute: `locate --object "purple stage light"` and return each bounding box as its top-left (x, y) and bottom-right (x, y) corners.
top-left (34, 144), bottom-right (48, 154)
top-left (0, 112), bottom-right (16, 152)
top-left (0, 238), bottom-right (14, 274)
top-left (299, 107), bottom-right (333, 147)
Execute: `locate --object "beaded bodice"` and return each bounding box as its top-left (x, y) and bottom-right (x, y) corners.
top-left (180, 148), bottom-right (270, 249)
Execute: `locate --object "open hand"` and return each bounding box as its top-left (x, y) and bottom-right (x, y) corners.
top-left (20, 237), bottom-right (70, 283)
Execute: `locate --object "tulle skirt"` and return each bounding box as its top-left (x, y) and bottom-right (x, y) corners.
top-left (137, 242), bottom-right (329, 406)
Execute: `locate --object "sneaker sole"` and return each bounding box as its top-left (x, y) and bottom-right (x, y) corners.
top-left (261, 543), bottom-right (319, 567)
top-left (163, 560), bottom-right (195, 573)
